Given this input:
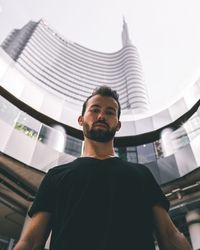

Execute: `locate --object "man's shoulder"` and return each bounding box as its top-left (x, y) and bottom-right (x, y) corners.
top-left (47, 158), bottom-right (79, 175)
top-left (115, 158), bottom-right (151, 176)
top-left (119, 158), bottom-right (148, 170)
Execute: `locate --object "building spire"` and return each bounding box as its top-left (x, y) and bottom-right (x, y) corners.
top-left (121, 16), bottom-right (132, 47)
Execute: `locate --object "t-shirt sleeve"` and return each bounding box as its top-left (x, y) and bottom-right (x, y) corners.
top-left (28, 170), bottom-right (55, 217)
top-left (142, 166), bottom-right (170, 211)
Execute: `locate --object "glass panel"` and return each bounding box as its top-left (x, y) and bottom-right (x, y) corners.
top-left (137, 143), bottom-right (156, 164)
top-left (0, 95), bottom-right (20, 125)
top-left (38, 124), bottom-right (66, 152)
top-left (115, 146), bottom-right (138, 163)
top-left (184, 113), bottom-right (200, 141)
top-left (135, 117), bottom-right (153, 134)
top-left (37, 124), bottom-right (49, 143)
top-left (171, 126), bottom-right (190, 150)
top-left (65, 135), bottom-right (82, 157)
top-left (169, 98), bottom-right (187, 120)
top-left (153, 109), bottom-right (171, 128)
top-left (126, 146), bottom-right (138, 163)
top-left (119, 121), bottom-right (136, 136)
top-left (14, 112), bottom-right (40, 139)
top-left (115, 147), bottom-right (128, 161)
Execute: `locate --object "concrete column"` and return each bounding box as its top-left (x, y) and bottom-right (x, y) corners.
top-left (7, 238), bottom-right (15, 250)
top-left (186, 209), bottom-right (200, 250)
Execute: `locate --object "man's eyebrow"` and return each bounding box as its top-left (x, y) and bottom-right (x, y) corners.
top-left (107, 106), bottom-right (117, 111)
top-left (90, 104), bottom-right (101, 108)
top-left (90, 104), bottom-right (116, 111)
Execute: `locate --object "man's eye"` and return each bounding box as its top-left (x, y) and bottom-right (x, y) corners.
top-left (107, 111), bottom-right (115, 115)
top-left (91, 108), bottom-right (99, 113)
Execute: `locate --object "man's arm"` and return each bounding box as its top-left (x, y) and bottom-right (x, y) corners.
top-left (13, 212), bottom-right (52, 250)
top-left (152, 205), bottom-right (192, 250)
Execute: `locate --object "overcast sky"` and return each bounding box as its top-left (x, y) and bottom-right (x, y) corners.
top-left (0, 0), bottom-right (200, 112)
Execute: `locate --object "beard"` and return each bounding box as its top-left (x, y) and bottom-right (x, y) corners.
top-left (83, 122), bottom-right (118, 142)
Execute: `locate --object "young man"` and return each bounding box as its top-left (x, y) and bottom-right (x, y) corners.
top-left (14, 86), bottom-right (192, 250)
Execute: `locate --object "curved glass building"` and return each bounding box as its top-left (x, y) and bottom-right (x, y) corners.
top-left (1, 19), bottom-right (149, 114)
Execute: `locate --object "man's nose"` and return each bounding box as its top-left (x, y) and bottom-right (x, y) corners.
top-left (97, 111), bottom-right (106, 120)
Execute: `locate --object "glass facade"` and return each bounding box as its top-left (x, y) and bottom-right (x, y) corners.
top-left (0, 91), bottom-right (200, 182)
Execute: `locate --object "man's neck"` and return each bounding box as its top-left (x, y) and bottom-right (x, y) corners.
top-left (82, 138), bottom-right (115, 159)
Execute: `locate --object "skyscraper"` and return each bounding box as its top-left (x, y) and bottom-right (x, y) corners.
top-left (1, 19), bottom-right (149, 113)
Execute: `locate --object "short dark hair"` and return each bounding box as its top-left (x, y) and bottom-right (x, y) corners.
top-left (81, 86), bottom-right (121, 118)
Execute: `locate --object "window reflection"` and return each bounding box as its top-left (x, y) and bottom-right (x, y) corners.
top-left (14, 112), bottom-right (40, 139)
top-left (15, 121), bottom-right (38, 138)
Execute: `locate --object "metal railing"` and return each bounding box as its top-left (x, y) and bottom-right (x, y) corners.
top-left (0, 238), bottom-right (15, 250)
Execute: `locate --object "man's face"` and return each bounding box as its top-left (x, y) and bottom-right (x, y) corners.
top-left (78, 95), bottom-right (121, 142)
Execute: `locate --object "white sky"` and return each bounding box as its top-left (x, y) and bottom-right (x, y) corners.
top-left (0, 0), bottom-right (200, 112)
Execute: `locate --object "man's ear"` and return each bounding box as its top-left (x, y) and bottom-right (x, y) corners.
top-left (116, 121), bottom-right (121, 131)
top-left (78, 116), bottom-right (84, 126)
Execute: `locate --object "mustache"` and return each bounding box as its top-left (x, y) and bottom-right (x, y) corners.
top-left (92, 121), bottom-right (109, 128)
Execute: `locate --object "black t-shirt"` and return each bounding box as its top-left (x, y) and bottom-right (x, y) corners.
top-left (29, 157), bottom-right (169, 250)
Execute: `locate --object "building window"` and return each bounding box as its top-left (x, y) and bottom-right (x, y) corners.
top-left (115, 146), bottom-right (138, 163)
top-left (137, 143), bottom-right (156, 164)
top-left (14, 112), bottom-right (40, 139)
top-left (65, 135), bottom-right (82, 157)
